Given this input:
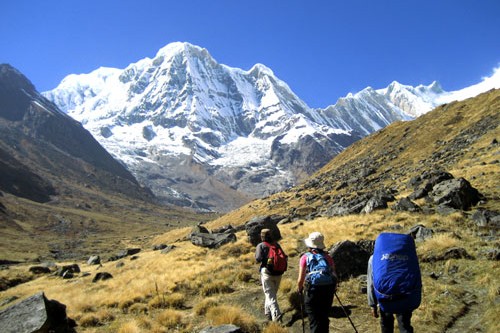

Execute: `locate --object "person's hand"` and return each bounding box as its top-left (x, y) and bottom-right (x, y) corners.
top-left (371, 307), bottom-right (379, 318)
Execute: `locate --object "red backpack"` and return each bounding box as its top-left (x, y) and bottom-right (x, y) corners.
top-left (264, 242), bottom-right (288, 275)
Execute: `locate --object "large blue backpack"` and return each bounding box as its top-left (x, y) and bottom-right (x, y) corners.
top-left (305, 252), bottom-right (337, 288)
top-left (372, 233), bottom-right (422, 313)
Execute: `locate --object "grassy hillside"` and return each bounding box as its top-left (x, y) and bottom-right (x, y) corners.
top-left (0, 89), bottom-right (498, 332)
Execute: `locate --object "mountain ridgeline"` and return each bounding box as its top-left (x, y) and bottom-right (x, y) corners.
top-left (0, 64), bottom-right (150, 203)
top-left (43, 42), bottom-right (450, 212)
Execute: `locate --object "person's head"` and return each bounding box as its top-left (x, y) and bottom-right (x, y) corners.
top-left (261, 228), bottom-right (273, 242)
top-left (304, 231), bottom-right (326, 250)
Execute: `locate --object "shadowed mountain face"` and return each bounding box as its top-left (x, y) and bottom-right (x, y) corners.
top-left (0, 64), bottom-right (152, 203)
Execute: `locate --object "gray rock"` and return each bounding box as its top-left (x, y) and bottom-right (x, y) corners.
top-left (199, 324), bottom-right (242, 333)
top-left (191, 232), bottom-right (237, 249)
top-left (87, 255), bottom-right (101, 265)
top-left (429, 178), bottom-right (483, 210)
top-left (0, 292), bottom-right (76, 333)
top-left (329, 240), bottom-right (371, 280)
top-left (245, 215), bottom-right (284, 246)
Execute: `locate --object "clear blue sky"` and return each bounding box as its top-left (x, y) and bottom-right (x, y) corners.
top-left (1, 0), bottom-right (499, 108)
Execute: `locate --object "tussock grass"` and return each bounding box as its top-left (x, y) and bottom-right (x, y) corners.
top-left (194, 297), bottom-right (219, 315)
top-left (206, 305), bottom-right (260, 333)
top-left (156, 308), bottom-right (184, 329)
top-left (262, 322), bottom-right (288, 333)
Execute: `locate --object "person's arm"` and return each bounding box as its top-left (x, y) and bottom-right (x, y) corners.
top-left (297, 255), bottom-right (307, 293)
top-left (367, 255), bottom-right (379, 318)
top-left (255, 243), bottom-right (264, 263)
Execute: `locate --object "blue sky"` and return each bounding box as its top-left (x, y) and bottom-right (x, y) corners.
top-left (1, 0), bottom-right (499, 108)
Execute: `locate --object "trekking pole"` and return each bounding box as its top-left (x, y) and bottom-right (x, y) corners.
top-left (334, 292), bottom-right (359, 333)
top-left (298, 291), bottom-right (305, 333)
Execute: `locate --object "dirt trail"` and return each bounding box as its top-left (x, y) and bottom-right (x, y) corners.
top-left (443, 292), bottom-right (485, 333)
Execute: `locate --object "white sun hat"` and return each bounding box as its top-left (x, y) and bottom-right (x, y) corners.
top-left (304, 232), bottom-right (326, 249)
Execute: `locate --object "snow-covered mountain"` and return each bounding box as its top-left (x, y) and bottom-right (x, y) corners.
top-left (43, 42), bottom-right (499, 212)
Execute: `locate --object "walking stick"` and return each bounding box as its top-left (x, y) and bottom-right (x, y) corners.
top-left (334, 292), bottom-right (359, 333)
top-left (299, 290), bottom-right (305, 333)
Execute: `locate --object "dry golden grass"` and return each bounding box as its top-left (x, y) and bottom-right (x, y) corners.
top-left (206, 304), bottom-right (260, 333)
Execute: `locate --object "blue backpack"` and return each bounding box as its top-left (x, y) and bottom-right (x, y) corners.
top-left (305, 252), bottom-right (337, 288)
top-left (372, 233), bottom-right (422, 313)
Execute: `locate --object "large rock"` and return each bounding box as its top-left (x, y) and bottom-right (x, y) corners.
top-left (191, 232), bottom-right (237, 249)
top-left (0, 292), bottom-right (76, 333)
top-left (429, 178), bottom-right (483, 210)
top-left (244, 215), bottom-right (284, 246)
top-left (329, 240), bottom-right (372, 280)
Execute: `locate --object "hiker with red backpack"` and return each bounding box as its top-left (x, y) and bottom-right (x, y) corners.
top-left (367, 232), bottom-right (422, 333)
top-left (297, 232), bottom-right (338, 333)
top-left (255, 228), bottom-right (288, 323)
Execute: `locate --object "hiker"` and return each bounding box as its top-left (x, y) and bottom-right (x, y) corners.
top-left (255, 228), bottom-right (287, 322)
top-left (297, 232), bottom-right (337, 333)
top-left (367, 233), bottom-right (422, 333)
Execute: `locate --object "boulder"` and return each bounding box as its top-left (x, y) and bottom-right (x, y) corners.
top-left (87, 255), bottom-right (100, 265)
top-left (29, 266), bottom-right (51, 274)
top-left (391, 197), bottom-right (421, 212)
top-left (0, 292), bottom-right (76, 333)
top-left (92, 272), bottom-right (113, 283)
top-left (244, 215), bottom-right (284, 246)
top-left (329, 240), bottom-right (371, 280)
top-left (408, 225), bottom-right (434, 242)
top-left (55, 264), bottom-right (80, 277)
top-left (199, 324), bottom-right (242, 333)
top-left (470, 209), bottom-right (500, 229)
top-left (429, 178), bottom-right (483, 210)
top-left (191, 232), bottom-right (237, 249)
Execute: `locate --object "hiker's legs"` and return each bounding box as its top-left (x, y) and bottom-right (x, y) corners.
top-left (260, 269), bottom-right (282, 321)
top-left (304, 286), bottom-right (334, 333)
top-left (396, 311), bottom-right (413, 333)
top-left (379, 310), bottom-right (395, 333)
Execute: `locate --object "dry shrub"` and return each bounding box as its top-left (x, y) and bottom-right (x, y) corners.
top-left (263, 322), bottom-right (288, 333)
top-left (206, 305), bottom-right (259, 333)
top-left (236, 270), bottom-right (253, 282)
top-left (279, 277), bottom-right (294, 294)
top-left (163, 292), bottom-right (185, 309)
top-left (194, 297), bottom-right (219, 315)
top-left (156, 309), bottom-right (184, 329)
top-left (95, 308), bottom-right (115, 322)
top-left (118, 299), bottom-right (135, 313)
top-left (200, 280), bottom-right (233, 296)
top-left (148, 292), bottom-right (185, 309)
top-left (129, 302), bottom-right (148, 314)
top-left (417, 233), bottom-right (461, 255)
top-left (117, 321), bottom-right (141, 333)
top-left (78, 313), bottom-right (101, 328)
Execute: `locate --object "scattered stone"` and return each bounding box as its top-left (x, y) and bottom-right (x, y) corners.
top-left (29, 266), bottom-right (51, 274)
top-left (191, 232), bottom-right (237, 249)
top-left (92, 272), bottom-right (113, 283)
top-left (0, 292), bottom-right (76, 333)
top-left (199, 324), bottom-right (242, 333)
top-left (55, 264), bottom-right (80, 277)
top-left (470, 209), bottom-right (500, 229)
top-left (87, 255), bottom-right (101, 265)
top-left (160, 245), bottom-right (176, 254)
top-left (392, 197), bottom-right (421, 212)
top-left (152, 244), bottom-right (167, 251)
top-left (408, 224), bottom-right (434, 242)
